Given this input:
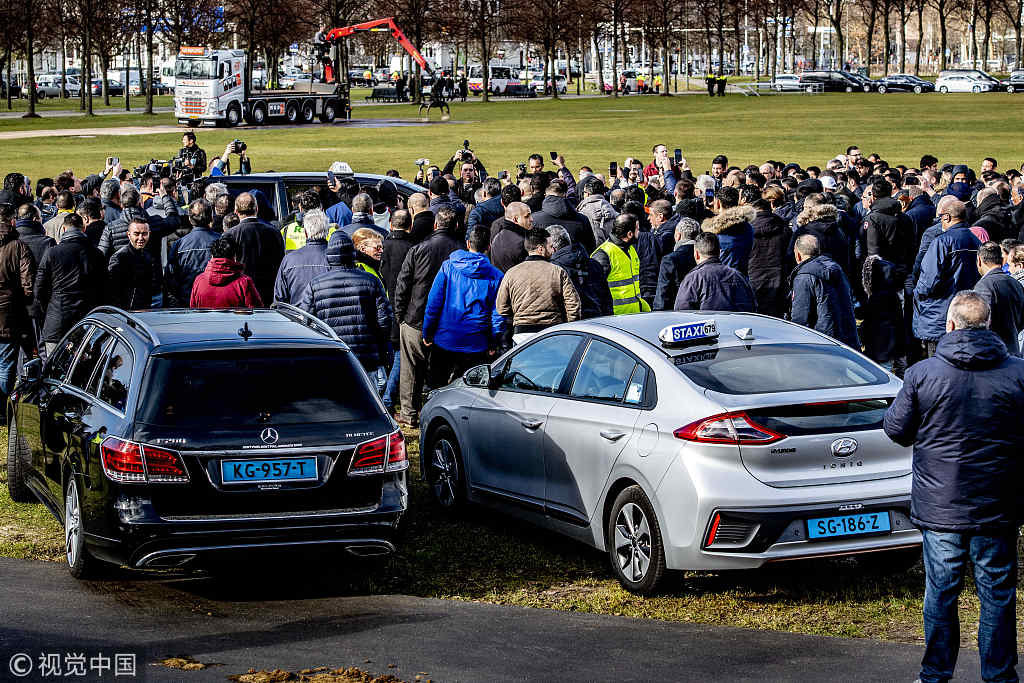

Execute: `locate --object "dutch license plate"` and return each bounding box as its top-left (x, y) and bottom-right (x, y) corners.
top-left (221, 457), bottom-right (317, 484)
top-left (806, 512), bottom-right (891, 540)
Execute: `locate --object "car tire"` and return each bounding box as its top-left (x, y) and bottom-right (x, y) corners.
top-left (1008, 85), bottom-right (1016, 93)
top-left (805, 85), bottom-right (814, 93)
top-left (845, 86), bottom-right (853, 92)
top-left (225, 103), bottom-right (241, 127)
top-left (319, 100), bottom-right (338, 123)
top-left (863, 85), bottom-right (871, 92)
top-left (6, 417), bottom-right (33, 503)
top-left (36, 90), bottom-right (46, 100)
top-left (301, 100), bottom-right (315, 124)
top-left (772, 84), bottom-right (781, 92)
top-left (913, 85), bottom-right (923, 93)
top-left (857, 547), bottom-right (921, 574)
top-left (285, 102), bottom-right (299, 124)
top-left (65, 476), bottom-right (102, 579)
top-left (606, 485), bottom-right (667, 595)
top-left (877, 85), bottom-right (887, 94)
top-left (425, 425), bottom-right (466, 511)
top-left (972, 85), bottom-right (981, 93)
top-left (939, 86), bottom-right (948, 93)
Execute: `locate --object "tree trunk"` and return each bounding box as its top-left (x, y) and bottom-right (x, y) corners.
top-left (898, 3), bottom-right (908, 72)
top-left (593, 30), bottom-right (605, 93)
top-left (937, 0), bottom-right (948, 69)
top-left (85, 23), bottom-right (94, 115)
top-left (915, 1), bottom-right (924, 74)
top-left (883, 0), bottom-right (892, 74)
top-left (145, 0), bottom-right (154, 114)
top-left (24, 7), bottom-right (39, 118)
top-left (611, 6), bottom-right (619, 98)
top-left (102, 55), bottom-right (110, 105)
top-left (865, 10), bottom-right (877, 76)
top-left (829, 0), bottom-right (846, 69)
top-left (124, 42), bottom-right (130, 111)
top-left (982, 3), bottom-right (992, 68)
top-left (970, 0), bottom-right (979, 68)
top-left (60, 24), bottom-right (68, 101)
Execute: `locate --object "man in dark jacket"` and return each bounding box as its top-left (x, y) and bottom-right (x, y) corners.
top-left (531, 180), bottom-right (595, 255)
top-left (466, 177), bottom-right (504, 232)
top-left (379, 210), bottom-right (416, 411)
top-left (914, 200), bottom-right (982, 356)
top-left (790, 234), bottom-right (859, 348)
top-left (408, 193), bottom-right (434, 244)
top-left (107, 215), bottom-right (155, 311)
top-left (904, 186), bottom-right (937, 236)
top-left (34, 214), bottom-right (106, 357)
top-left (98, 183), bottom-right (179, 260)
top-left (14, 203), bottom-right (56, 270)
top-left (394, 207), bottom-right (462, 427)
top-left (860, 255), bottom-right (907, 370)
top-left (342, 193), bottom-right (387, 238)
top-left (747, 196), bottom-right (791, 317)
top-left (974, 241), bottom-right (1024, 356)
top-left (99, 179), bottom-right (122, 225)
top-left (229, 192), bottom-right (285, 306)
top-left (973, 187), bottom-right (1015, 242)
top-left (674, 232), bottom-right (756, 312)
top-left (790, 196), bottom-right (852, 279)
top-left (164, 199), bottom-right (220, 307)
top-left (648, 199), bottom-right (679, 263)
top-left (884, 291), bottom-right (1024, 683)
top-left (427, 176), bottom-right (466, 229)
top-left (76, 198), bottom-right (105, 247)
top-left (298, 231), bottom-right (392, 390)
top-left (701, 188), bottom-right (755, 276)
top-left (490, 202), bottom-right (532, 272)
top-left (654, 217), bottom-right (699, 311)
top-left (864, 178), bottom-right (916, 275)
top-left (547, 226), bottom-right (612, 318)
top-left (272, 208), bottom-right (329, 305)
top-left (0, 205), bottom-right (34, 398)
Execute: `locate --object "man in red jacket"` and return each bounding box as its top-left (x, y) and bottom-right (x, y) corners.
top-left (190, 235), bottom-right (263, 308)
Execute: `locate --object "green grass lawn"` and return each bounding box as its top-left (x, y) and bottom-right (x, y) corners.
top-left (0, 92), bottom-right (1020, 182)
top-left (4, 424), bottom-right (1022, 650)
top-left (0, 94), bottom-right (176, 113)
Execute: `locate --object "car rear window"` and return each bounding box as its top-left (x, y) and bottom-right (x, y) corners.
top-left (672, 343), bottom-right (888, 395)
top-left (136, 348), bottom-right (382, 426)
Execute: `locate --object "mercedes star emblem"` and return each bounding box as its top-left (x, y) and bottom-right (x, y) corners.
top-left (260, 427), bottom-right (279, 445)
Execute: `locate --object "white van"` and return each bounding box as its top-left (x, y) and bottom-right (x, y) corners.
top-left (468, 65), bottom-right (520, 95)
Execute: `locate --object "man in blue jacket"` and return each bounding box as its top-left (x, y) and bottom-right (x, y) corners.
top-left (884, 291), bottom-right (1024, 683)
top-left (273, 209), bottom-right (330, 304)
top-left (466, 178), bottom-right (503, 232)
top-left (790, 234), bottom-right (859, 348)
top-left (163, 198), bottom-right (220, 307)
top-left (914, 199), bottom-right (981, 357)
top-left (421, 225), bottom-right (504, 386)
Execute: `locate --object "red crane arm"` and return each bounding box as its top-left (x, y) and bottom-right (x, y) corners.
top-left (324, 18), bottom-right (432, 75)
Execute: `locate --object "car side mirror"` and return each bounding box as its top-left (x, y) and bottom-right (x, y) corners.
top-left (20, 358), bottom-right (41, 383)
top-left (463, 364), bottom-right (491, 389)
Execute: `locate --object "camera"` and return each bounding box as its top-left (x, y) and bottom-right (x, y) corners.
top-left (415, 158), bottom-right (430, 167)
top-left (231, 139), bottom-right (247, 154)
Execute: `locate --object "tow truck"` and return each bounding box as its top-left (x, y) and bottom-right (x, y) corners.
top-left (174, 17), bottom-right (432, 128)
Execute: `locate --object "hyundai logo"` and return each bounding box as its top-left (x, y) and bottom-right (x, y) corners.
top-left (260, 428), bottom-right (279, 445)
top-left (830, 437), bottom-right (859, 458)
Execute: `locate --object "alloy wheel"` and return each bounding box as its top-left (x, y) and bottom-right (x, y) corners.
top-left (430, 439), bottom-right (459, 507)
top-left (65, 478), bottom-right (81, 568)
top-left (614, 502), bottom-right (652, 582)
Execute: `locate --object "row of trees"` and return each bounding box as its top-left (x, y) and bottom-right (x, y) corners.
top-left (3, 0), bottom-right (1024, 114)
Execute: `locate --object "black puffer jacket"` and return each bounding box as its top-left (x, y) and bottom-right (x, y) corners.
top-left (98, 195), bottom-right (180, 259)
top-left (393, 228), bottom-right (462, 329)
top-left (107, 244), bottom-right (154, 310)
top-left (164, 226), bottom-right (220, 308)
top-left (747, 209), bottom-right (790, 318)
top-left (864, 197), bottom-right (916, 277)
top-left (973, 193), bottom-right (1015, 243)
top-left (34, 230), bottom-right (106, 343)
top-left (885, 329), bottom-right (1024, 532)
top-left (532, 196), bottom-right (596, 255)
top-left (296, 231), bottom-right (393, 371)
top-left (549, 243), bottom-right (612, 319)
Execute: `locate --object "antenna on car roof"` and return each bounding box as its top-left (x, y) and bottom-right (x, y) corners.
top-left (238, 322), bottom-right (253, 341)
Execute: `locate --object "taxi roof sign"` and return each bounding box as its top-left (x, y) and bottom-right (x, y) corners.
top-left (659, 320), bottom-right (719, 347)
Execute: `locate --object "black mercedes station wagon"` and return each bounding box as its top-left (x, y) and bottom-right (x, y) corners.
top-left (5, 305), bottom-right (408, 578)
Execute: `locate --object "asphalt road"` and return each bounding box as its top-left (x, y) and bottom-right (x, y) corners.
top-left (0, 557), bottom-right (983, 682)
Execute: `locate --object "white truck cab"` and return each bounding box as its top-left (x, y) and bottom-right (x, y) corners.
top-left (174, 47), bottom-right (246, 126)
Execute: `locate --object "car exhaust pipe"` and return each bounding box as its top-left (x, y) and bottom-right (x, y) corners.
top-left (140, 553), bottom-right (197, 568)
top-left (345, 542), bottom-right (394, 557)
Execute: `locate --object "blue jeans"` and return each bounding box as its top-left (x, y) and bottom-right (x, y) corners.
top-left (0, 342), bottom-right (19, 401)
top-left (920, 529), bottom-right (1019, 683)
top-left (383, 350), bottom-right (400, 409)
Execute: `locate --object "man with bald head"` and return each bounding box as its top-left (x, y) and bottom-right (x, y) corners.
top-left (407, 192), bottom-right (433, 243)
top-left (231, 191), bottom-right (285, 305)
top-left (914, 198), bottom-right (982, 356)
top-left (489, 202), bottom-right (533, 272)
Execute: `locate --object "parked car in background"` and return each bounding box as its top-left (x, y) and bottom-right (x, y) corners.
top-left (90, 79), bottom-right (124, 96)
top-left (529, 72), bottom-right (568, 94)
top-left (36, 74), bottom-right (81, 98)
top-left (874, 74), bottom-right (935, 93)
top-left (1, 80), bottom-right (22, 99)
top-left (770, 74), bottom-right (801, 91)
top-left (798, 70), bottom-right (863, 92)
top-left (1001, 69), bottom-right (1024, 92)
top-left (128, 79), bottom-right (171, 96)
top-left (841, 71), bottom-right (879, 92)
top-left (935, 71), bottom-right (994, 93)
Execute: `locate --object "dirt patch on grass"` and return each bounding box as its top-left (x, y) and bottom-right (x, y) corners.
top-left (155, 656), bottom-right (219, 671)
top-left (228, 666), bottom-right (410, 682)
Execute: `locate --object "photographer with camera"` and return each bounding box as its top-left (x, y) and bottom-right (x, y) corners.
top-left (178, 132), bottom-right (208, 178)
top-left (210, 140), bottom-right (252, 177)
top-left (441, 142), bottom-right (488, 205)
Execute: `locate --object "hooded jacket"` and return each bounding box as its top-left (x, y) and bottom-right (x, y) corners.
top-left (34, 230), bottom-right (106, 343)
top-left (190, 257), bottom-right (263, 309)
top-left (865, 197), bottom-right (916, 274)
top-left (791, 203), bottom-right (852, 279)
top-left (297, 232), bottom-right (392, 370)
top-left (974, 267), bottom-right (1024, 356)
top-left (549, 243), bottom-right (613, 319)
top-left (674, 257), bottom-right (756, 313)
top-left (0, 223), bottom-right (34, 341)
top-left (972, 193), bottom-right (1015, 243)
top-left (532, 196), bottom-right (596, 255)
top-left (884, 328), bottom-right (1024, 532)
top-left (860, 255), bottom-right (907, 362)
top-left (422, 249), bottom-right (505, 353)
top-left (577, 194), bottom-right (619, 246)
top-left (272, 237), bottom-right (329, 305)
top-left (164, 225), bottom-right (220, 307)
top-left (913, 225), bottom-right (981, 341)
top-left (747, 208), bottom-right (791, 317)
top-left (489, 218), bottom-right (528, 273)
top-left (701, 205), bottom-right (755, 276)
top-left (790, 254), bottom-right (859, 348)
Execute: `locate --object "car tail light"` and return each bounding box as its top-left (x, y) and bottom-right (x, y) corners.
top-left (350, 430), bottom-right (407, 476)
top-left (703, 512), bottom-right (760, 549)
top-left (674, 411), bottom-right (785, 445)
top-left (100, 436), bottom-right (189, 484)
top-left (385, 430), bottom-right (408, 472)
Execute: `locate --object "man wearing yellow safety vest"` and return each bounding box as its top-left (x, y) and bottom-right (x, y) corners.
top-left (591, 214), bottom-right (652, 315)
top-left (281, 191), bottom-right (338, 251)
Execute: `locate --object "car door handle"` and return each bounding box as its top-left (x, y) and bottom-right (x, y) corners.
top-left (521, 420), bottom-right (543, 430)
top-left (600, 430), bottom-right (627, 442)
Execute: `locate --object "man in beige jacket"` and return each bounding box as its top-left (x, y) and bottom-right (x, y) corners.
top-left (497, 226), bottom-right (582, 345)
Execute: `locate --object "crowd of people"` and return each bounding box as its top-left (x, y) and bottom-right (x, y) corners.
top-left (3, 137), bottom-right (1024, 682)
